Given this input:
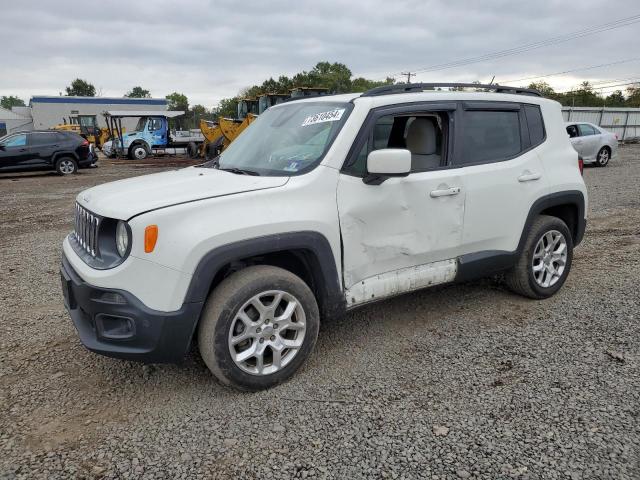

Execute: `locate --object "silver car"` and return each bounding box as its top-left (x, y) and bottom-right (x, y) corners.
top-left (565, 122), bottom-right (618, 167)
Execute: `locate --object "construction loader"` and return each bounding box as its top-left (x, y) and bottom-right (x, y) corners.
top-left (53, 115), bottom-right (119, 151)
top-left (191, 89), bottom-right (328, 159)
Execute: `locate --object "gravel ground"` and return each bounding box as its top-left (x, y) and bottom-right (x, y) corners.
top-left (1, 149), bottom-right (639, 479)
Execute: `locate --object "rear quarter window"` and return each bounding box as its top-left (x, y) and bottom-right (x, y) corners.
top-left (524, 105), bottom-right (545, 147)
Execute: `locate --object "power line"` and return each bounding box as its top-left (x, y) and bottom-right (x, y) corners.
top-left (557, 79), bottom-right (640, 94)
top-left (590, 75), bottom-right (640, 86)
top-left (401, 71), bottom-right (416, 83)
top-left (499, 57), bottom-right (640, 84)
top-left (383, 13), bottom-right (640, 79)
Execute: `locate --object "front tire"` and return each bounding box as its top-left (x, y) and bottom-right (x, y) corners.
top-left (198, 265), bottom-right (320, 391)
top-left (129, 144), bottom-right (148, 160)
top-left (55, 157), bottom-right (78, 175)
top-left (595, 146), bottom-right (610, 167)
top-left (504, 215), bottom-right (573, 299)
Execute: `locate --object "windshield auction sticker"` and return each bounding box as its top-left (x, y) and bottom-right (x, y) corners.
top-left (301, 108), bottom-right (346, 127)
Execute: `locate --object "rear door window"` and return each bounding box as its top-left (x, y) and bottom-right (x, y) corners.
top-left (29, 133), bottom-right (59, 146)
top-left (457, 110), bottom-right (521, 165)
top-left (578, 124), bottom-right (597, 136)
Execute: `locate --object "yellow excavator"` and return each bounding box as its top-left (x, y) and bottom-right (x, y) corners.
top-left (52, 115), bottom-right (120, 151)
top-left (191, 113), bottom-right (257, 159)
top-left (190, 88), bottom-right (329, 159)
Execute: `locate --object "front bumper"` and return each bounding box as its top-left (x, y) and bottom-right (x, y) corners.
top-left (61, 254), bottom-right (203, 363)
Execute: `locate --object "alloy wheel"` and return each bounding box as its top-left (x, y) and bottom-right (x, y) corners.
top-left (598, 148), bottom-right (609, 166)
top-left (228, 290), bottom-right (306, 376)
top-left (60, 159), bottom-right (75, 174)
top-left (532, 230), bottom-right (567, 288)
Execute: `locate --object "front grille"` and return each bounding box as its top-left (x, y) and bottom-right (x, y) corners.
top-left (74, 203), bottom-right (100, 257)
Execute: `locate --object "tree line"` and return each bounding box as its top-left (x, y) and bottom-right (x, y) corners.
top-left (2, 65), bottom-right (639, 120)
top-left (527, 81), bottom-right (639, 108)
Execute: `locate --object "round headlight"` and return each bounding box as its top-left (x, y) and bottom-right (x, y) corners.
top-left (115, 220), bottom-right (129, 257)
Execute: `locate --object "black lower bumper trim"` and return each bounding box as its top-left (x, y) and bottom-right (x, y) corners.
top-left (61, 254), bottom-right (203, 363)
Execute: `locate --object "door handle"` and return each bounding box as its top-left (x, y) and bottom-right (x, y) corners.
top-left (430, 186), bottom-right (461, 198)
top-left (518, 172), bottom-right (542, 182)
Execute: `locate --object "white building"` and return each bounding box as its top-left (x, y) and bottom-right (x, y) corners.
top-left (28, 96), bottom-right (168, 132)
top-left (0, 106), bottom-right (33, 136)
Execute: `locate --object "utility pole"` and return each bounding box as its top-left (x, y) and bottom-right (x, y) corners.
top-left (401, 72), bottom-right (415, 83)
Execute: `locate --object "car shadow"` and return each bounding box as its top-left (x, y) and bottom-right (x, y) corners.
top-left (0, 171), bottom-right (87, 180)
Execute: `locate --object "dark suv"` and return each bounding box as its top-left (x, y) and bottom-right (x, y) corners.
top-left (0, 130), bottom-right (94, 175)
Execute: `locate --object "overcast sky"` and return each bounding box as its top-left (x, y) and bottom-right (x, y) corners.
top-left (1, 0), bottom-right (638, 108)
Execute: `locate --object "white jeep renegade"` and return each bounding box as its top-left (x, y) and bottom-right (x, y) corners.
top-left (61, 83), bottom-right (587, 390)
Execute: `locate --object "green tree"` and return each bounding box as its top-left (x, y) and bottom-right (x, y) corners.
top-left (215, 61), bottom-right (396, 118)
top-left (191, 104), bottom-right (207, 116)
top-left (125, 86), bottom-right (151, 98)
top-left (65, 78), bottom-right (96, 96)
top-left (351, 77), bottom-right (394, 92)
top-left (626, 84), bottom-right (640, 108)
top-left (165, 92), bottom-right (189, 112)
top-left (605, 90), bottom-right (626, 107)
top-left (564, 81), bottom-right (602, 107)
top-left (307, 61), bottom-right (353, 93)
top-left (1, 95), bottom-right (25, 110)
top-left (218, 97), bottom-right (238, 117)
top-left (528, 81), bottom-right (557, 99)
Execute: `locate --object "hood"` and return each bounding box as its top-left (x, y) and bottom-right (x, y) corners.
top-left (77, 167), bottom-right (289, 219)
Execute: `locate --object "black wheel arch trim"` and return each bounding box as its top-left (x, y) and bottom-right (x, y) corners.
top-left (184, 231), bottom-right (346, 321)
top-left (52, 151), bottom-right (79, 163)
top-left (129, 141), bottom-right (151, 152)
top-left (456, 190), bottom-right (586, 282)
top-left (517, 190), bottom-right (586, 250)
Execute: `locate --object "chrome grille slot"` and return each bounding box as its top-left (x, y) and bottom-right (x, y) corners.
top-left (74, 203), bottom-right (100, 257)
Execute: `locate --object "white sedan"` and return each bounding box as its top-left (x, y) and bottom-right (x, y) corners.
top-left (565, 122), bottom-right (618, 167)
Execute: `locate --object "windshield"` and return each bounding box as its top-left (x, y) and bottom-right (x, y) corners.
top-left (134, 117), bottom-right (147, 132)
top-left (217, 101), bottom-right (352, 176)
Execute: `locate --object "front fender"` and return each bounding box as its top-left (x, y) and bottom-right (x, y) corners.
top-left (184, 231), bottom-right (345, 321)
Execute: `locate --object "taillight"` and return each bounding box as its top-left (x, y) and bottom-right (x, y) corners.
top-left (578, 156), bottom-right (584, 176)
top-left (81, 139), bottom-right (89, 146)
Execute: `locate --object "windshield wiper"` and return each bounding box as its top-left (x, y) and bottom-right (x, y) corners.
top-left (218, 167), bottom-right (260, 176)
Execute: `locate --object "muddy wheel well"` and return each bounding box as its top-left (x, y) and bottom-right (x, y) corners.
top-left (539, 204), bottom-right (578, 241)
top-left (208, 249), bottom-right (323, 311)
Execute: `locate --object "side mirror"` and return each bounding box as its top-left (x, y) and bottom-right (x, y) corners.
top-left (364, 149), bottom-right (411, 185)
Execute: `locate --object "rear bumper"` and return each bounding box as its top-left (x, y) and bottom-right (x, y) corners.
top-left (61, 254), bottom-right (202, 363)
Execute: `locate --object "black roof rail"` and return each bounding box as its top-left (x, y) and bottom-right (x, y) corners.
top-left (360, 83), bottom-right (541, 97)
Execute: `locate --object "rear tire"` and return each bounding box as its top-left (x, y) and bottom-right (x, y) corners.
top-left (504, 215), bottom-right (573, 299)
top-left (198, 265), bottom-right (319, 391)
top-left (55, 157), bottom-right (78, 175)
top-left (595, 146), bottom-right (610, 167)
top-left (187, 142), bottom-right (199, 158)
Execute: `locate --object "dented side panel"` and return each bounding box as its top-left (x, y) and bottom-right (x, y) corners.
top-left (345, 259), bottom-right (457, 307)
top-left (337, 170), bottom-right (466, 291)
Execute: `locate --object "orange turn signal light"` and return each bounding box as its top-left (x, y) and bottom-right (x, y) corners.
top-left (144, 225), bottom-right (158, 253)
